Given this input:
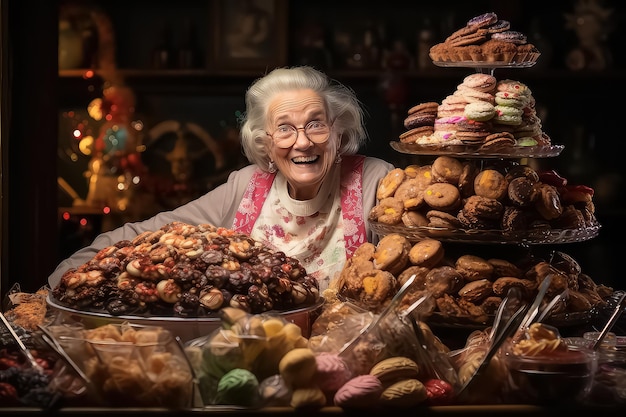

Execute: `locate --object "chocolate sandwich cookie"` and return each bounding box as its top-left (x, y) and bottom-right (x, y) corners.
top-left (426, 209), bottom-right (463, 229)
top-left (401, 210), bottom-right (429, 227)
top-left (403, 112), bottom-right (436, 130)
top-left (455, 254), bottom-right (494, 282)
top-left (478, 132), bottom-right (516, 151)
top-left (492, 30), bottom-right (527, 45)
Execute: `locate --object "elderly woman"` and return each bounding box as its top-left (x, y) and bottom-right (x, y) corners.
top-left (49, 66), bottom-right (394, 291)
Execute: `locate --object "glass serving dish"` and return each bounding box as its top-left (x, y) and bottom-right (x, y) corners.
top-left (432, 60), bottom-right (538, 69)
top-left (427, 309), bottom-right (597, 330)
top-left (369, 220), bottom-right (601, 245)
top-left (390, 141), bottom-right (564, 159)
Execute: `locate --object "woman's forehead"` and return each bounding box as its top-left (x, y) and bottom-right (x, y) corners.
top-left (268, 89), bottom-right (325, 119)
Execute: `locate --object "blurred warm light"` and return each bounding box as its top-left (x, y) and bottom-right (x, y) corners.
top-left (79, 218), bottom-right (88, 227)
top-left (62, 211), bottom-right (71, 221)
top-left (103, 206), bottom-right (111, 214)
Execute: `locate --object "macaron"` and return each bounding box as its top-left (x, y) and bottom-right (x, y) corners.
top-left (464, 101), bottom-right (496, 121)
top-left (493, 104), bottom-right (523, 125)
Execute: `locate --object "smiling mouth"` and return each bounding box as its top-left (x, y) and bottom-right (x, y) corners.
top-left (292, 156), bottom-right (318, 164)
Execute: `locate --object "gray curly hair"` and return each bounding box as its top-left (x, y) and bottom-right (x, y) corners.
top-left (239, 66), bottom-right (368, 170)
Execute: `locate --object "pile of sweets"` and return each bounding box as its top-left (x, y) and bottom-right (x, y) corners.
top-left (51, 222), bottom-right (320, 318)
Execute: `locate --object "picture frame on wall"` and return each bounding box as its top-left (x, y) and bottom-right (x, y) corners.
top-left (211, 0), bottom-right (288, 72)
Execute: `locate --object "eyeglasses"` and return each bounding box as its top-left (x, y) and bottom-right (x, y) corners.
top-left (266, 121), bottom-right (331, 149)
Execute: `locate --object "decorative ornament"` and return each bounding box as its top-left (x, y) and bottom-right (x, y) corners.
top-left (564, 0), bottom-right (614, 71)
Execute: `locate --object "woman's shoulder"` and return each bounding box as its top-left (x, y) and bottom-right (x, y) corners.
top-left (362, 155), bottom-right (396, 172)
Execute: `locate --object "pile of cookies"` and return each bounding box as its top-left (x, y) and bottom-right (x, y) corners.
top-left (398, 73), bottom-right (549, 149)
top-left (368, 155), bottom-right (597, 235)
top-left (330, 231), bottom-right (612, 325)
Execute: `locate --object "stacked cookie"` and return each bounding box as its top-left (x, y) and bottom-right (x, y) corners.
top-left (429, 12), bottom-right (540, 64)
top-left (398, 74), bottom-right (548, 149)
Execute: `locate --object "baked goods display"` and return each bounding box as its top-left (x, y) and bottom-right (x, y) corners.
top-left (49, 221), bottom-right (320, 318)
top-left (368, 156), bottom-right (599, 243)
top-left (429, 12), bottom-right (540, 65)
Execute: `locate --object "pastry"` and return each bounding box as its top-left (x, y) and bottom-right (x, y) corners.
top-left (426, 209), bottom-right (463, 229)
top-left (399, 126), bottom-right (435, 144)
top-left (379, 378), bottom-right (428, 407)
top-left (377, 168), bottom-right (406, 200)
top-left (333, 374), bottom-right (383, 409)
top-left (408, 238), bottom-right (445, 268)
top-left (423, 182), bottom-right (461, 211)
top-left (360, 269), bottom-right (397, 311)
top-left (369, 356), bottom-right (420, 386)
top-left (425, 266), bottom-right (463, 298)
top-left (373, 233), bottom-right (411, 275)
top-left (431, 155), bottom-right (464, 184)
top-left (314, 352), bottom-right (353, 394)
top-left (290, 386), bottom-right (327, 408)
top-left (457, 161), bottom-right (478, 198)
top-left (473, 169), bottom-right (508, 200)
top-left (394, 178), bottom-right (426, 210)
top-left (458, 196), bottom-right (503, 230)
top-left (279, 348), bottom-right (318, 389)
top-left (455, 254), bottom-right (494, 282)
top-left (460, 73), bottom-right (497, 93)
top-left (533, 183), bottom-right (563, 220)
top-left (368, 196), bottom-right (404, 225)
top-left (488, 258), bottom-right (523, 278)
top-left (401, 210), bottom-right (429, 228)
top-left (463, 101), bottom-right (496, 122)
top-left (215, 368), bottom-right (261, 406)
top-left (457, 278), bottom-right (493, 303)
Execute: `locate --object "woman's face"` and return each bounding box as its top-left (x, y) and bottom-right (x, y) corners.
top-left (266, 89), bottom-right (338, 200)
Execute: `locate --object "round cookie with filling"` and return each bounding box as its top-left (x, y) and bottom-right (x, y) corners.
top-left (423, 182), bottom-right (461, 211)
top-left (474, 169), bottom-right (508, 200)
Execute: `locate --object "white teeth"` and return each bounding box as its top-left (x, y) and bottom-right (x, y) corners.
top-left (292, 156), bottom-right (317, 163)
